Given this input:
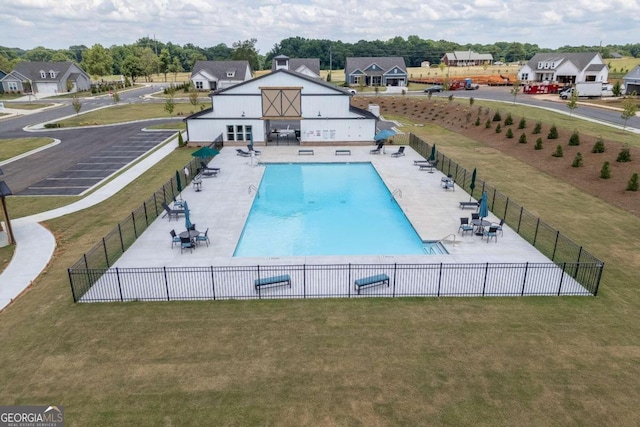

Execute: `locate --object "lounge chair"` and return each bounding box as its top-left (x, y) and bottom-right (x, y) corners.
top-left (161, 202), bottom-right (184, 221)
top-left (370, 142), bottom-right (384, 154)
top-left (483, 226), bottom-right (499, 243)
top-left (419, 159), bottom-right (438, 172)
top-left (391, 146), bottom-right (405, 157)
top-left (200, 161), bottom-right (220, 173)
top-left (458, 217), bottom-right (474, 236)
top-left (247, 144), bottom-right (261, 155)
top-left (236, 148), bottom-right (251, 157)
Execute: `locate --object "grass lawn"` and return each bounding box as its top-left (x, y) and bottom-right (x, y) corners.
top-left (1, 105), bottom-right (640, 424)
top-left (146, 122), bottom-right (186, 131)
top-left (0, 244), bottom-right (15, 275)
top-left (3, 103), bottom-right (55, 110)
top-left (0, 137), bottom-right (54, 162)
top-left (53, 102), bottom-right (209, 127)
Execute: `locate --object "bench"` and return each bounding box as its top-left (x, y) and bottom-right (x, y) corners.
top-left (335, 149), bottom-right (351, 155)
top-left (354, 274), bottom-right (390, 294)
top-left (419, 163), bottom-right (437, 172)
top-left (459, 201), bottom-right (479, 210)
top-left (254, 274), bottom-right (291, 291)
top-left (298, 149), bottom-right (314, 155)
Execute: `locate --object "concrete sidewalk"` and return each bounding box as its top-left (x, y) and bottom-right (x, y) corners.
top-left (0, 137), bottom-right (179, 311)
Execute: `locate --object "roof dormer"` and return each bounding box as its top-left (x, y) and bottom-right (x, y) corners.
top-left (49, 70), bottom-right (56, 78)
top-left (40, 70), bottom-right (46, 78)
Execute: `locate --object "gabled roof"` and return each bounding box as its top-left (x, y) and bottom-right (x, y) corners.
top-left (271, 55), bottom-right (320, 76)
top-left (210, 68), bottom-right (348, 96)
top-left (191, 60), bottom-right (251, 81)
top-left (623, 65), bottom-right (640, 81)
top-left (526, 52), bottom-right (602, 72)
top-left (12, 61), bottom-right (79, 82)
top-left (1, 69), bottom-right (30, 82)
top-left (345, 57), bottom-right (407, 77)
top-left (445, 51), bottom-right (493, 61)
top-left (585, 63), bottom-right (606, 72)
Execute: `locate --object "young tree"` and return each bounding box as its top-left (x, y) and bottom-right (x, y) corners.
top-left (600, 161), bottom-right (611, 179)
top-left (518, 117), bottom-right (526, 129)
top-left (627, 173), bottom-right (639, 191)
top-left (552, 144), bottom-right (563, 157)
top-left (519, 133), bottom-right (527, 144)
top-left (571, 152), bottom-right (583, 167)
top-left (188, 85), bottom-right (199, 106)
top-left (621, 95), bottom-right (638, 129)
top-left (506, 128), bottom-right (513, 138)
top-left (592, 137), bottom-right (605, 153)
top-left (547, 124), bottom-right (558, 139)
top-left (566, 89), bottom-right (579, 116)
top-left (616, 147), bottom-right (632, 162)
top-left (568, 130), bottom-right (580, 146)
top-left (504, 113), bottom-right (513, 126)
top-left (492, 111), bottom-right (501, 122)
top-left (510, 79), bottom-right (521, 104)
top-left (159, 48), bottom-right (171, 82)
top-left (112, 89), bottom-right (120, 104)
top-left (532, 121), bottom-right (542, 134)
top-left (612, 81), bottom-right (622, 97)
top-left (168, 57), bottom-right (183, 82)
top-left (534, 137), bottom-right (543, 150)
top-left (71, 96), bottom-right (82, 115)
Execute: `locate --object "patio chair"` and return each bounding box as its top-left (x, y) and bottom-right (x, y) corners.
top-left (458, 217), bottom-right (474, 236)
top-left (188, 223), bottom-right (196, 231)
top-left (492, 219), bottom-right (505, 236)
top-left (180, 236), bottom-right (195, 253)
top-left (236, 148), bottom-right (251, 157)
top-left (247, 144), bottom-right (261, 155)
top-left (161, 202), bottom-right (184, 221)
top-left (200, 161), bottom-right (220, 173)
top-left (391, 146), bottom-right (405, 157)
top-left (170, 229), bottom-right (181, 248)
top-left (369, 142), bottom-right (384, 154)
top-left (471, 212), bottom-right (480, 221)
top-left (172, 196), bottom-right (185, 209)
top-left (483, 226), bottom-right (499, 243)
top-left (196, 228), bottom-right (210, 246)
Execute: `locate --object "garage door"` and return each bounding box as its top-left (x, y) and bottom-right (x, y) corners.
top-left (626, 84), bottom-right (640, 95)
top-left (37, 82), bottom-right (59, 94)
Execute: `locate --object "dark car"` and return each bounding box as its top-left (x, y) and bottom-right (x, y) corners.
top-left (424, 85), bottom-right (443, 93)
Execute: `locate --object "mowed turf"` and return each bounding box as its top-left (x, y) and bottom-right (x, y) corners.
top-left (1, 114), bottom-right (640, 425)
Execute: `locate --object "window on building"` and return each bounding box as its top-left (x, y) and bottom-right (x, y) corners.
top-left (195, 81), bottom-right (203, 90)
top-left (226, 125), bottom-right (253, 142)
top-left (226, 71), bottom-right (235, 78)
top-left (227, 125), bottom-right (235, 141)
top-left (521, 73), bottom-right (529, 80)
top-left (245, 125), bottom-right (252, 141)
top-left (8, 81), bottom-right (18, 91)
top-left (40, 70), bottom-right (46, 78)
top-left (236, 125), bottom-right (244, 141)
top-left (49, 70), bottom-right (56, 78)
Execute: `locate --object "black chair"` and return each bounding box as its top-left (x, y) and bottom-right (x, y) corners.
top-left (170, 230), bottom-right (181, 248)
top-left (391, 146), bottom-right (405, 157)
top-left (236, 149), bottom-right (251, 157)
top-left (458, 218), bottom-right (474, 236)
top-left (161, 202), bottom-right (184, 221)
top-left (370, 142), bottom-right (384, 154)
top-left (188, 223), bottom-right (196, 231)
top-left (196, 228), bottom-right (210, 246)
top-left (180, 236), bottom-right (194, 253)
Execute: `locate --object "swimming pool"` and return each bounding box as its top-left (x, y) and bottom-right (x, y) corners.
top-left (234, 163), bottom-right (446, 257)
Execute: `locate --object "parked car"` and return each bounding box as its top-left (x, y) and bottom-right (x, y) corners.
top-left (424, 85), bottom-right (443, 93)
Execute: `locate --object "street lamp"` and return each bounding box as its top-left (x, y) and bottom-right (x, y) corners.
top-left (0, 167), bottom-right (15, 245)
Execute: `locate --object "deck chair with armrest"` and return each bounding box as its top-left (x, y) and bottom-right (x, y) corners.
top-left (161, 202), bottom-right (184, 221)
top-left (200, 161), bottom-right (220, 173)
top-left (247, 144), bottom-right (261, 155)
top-left (236, 148), bottom-right (251, 157)
top-left (458, 217), bottom-right (474, 236)
top-left (483, 226), bottom-right (499, 243)
top-left (491, 219), bottom-right (505, 236)
top-left (370, 142), bottom-right (384, 154)
top-left (391, 146), bottom-right (405, 157)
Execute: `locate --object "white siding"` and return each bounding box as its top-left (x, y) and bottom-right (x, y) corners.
top-left (300, 118), bottom-right (375, 142)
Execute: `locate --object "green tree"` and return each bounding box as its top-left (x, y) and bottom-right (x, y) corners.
top-left (571, 152), bottom-right (583, 167)
top-left (475, 117), bottom-right (481, 126)
top-left (566, 89), bottom-right (579, 116)
top-left (495, 124), bottom-right (502, 133)
top-left (71, 96), bottom-right (82, 115)
top-left (469, 97), bottom-right (474, 107)
top-left (504, 113), bottom-right (513, 126)
top-left (188, 85), bottom-right (199, 106)
top-left (492, 111), bottom-right (501, 122)
top-left (592, 137), bottom-right (605, 153)
top-left (164, 95), bottom-right (175, 115)
top-left (612, 81), bottom-right (622, 97)
top-left (518, 117), bottom-right (526, 129)
top-left (621, 96), bottom-right (638, 129)
top-left (485, 119), bottom-right (491, 128)
top-left (627, 173), bottom-right (639, 191)
top-left (506, 128), bottom-right (513, 138)
top-left (112, 88), bottom-right (120, 104)
top-left (168, 57), bottom-right (183, 81)
top-left (232, 38), bottom-right (260, 71)
top-left (178, 132), bottom-right (185, 147)
top-left (159, 48), bottom-right (172, 82)
top-left (568, 130), bottom-right (580, 146)
top-left (552, 144), bottom-right (563, 157)
top-left (121, 54), bottom-right (143, 83)
top-left (82, 44), bottom-right (113, 78)
top-left (547, 124), bottom-right (558, 139)
top-left (532, 121), bottom-right (542, 134)
top-left (519, 133), bottom-right (527, 144)
top-left (24, 46), bottom-right (55, 62)
top-left (617, 147), bottom-right (632, 162)
top-left (534, 137), bottom-right (543, 150)
top-left (600, 161), bottom-right (611, 179)
top-left (138, 47), bottom-right (160, 81)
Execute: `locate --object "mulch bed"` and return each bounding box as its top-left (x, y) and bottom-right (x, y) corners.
top-left (354, 97), bottom-right (640, 217)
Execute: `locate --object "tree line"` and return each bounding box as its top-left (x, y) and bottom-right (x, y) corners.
top-left (1, 36), bottom-right (638, 80)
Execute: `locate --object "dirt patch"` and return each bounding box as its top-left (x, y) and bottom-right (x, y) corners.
top-left (353, 97), bottom-right (640, 217)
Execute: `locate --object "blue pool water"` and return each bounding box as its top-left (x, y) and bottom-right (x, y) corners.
top-left (234, 163), bottom-right (444, 257)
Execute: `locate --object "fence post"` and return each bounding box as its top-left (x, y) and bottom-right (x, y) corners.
top-left (102, 237), bottom-right (110, 268)
top-left (462, 170), bottom-right (467, 189)
top-left (210, 266), bottom-right (216, 300)
top-left (557, 262), bottom-right (567, 296)
top-left (116, 267), bottom-right (124, 301)
top-left (153, 193), bottom-right (159, 217)
top-left (593, 262), bottom-right (604, 296)
top-left (84, 254), bottom-right (91, 286)
top-left (303, 264), bottom-right (306, 298)
top-left (482, 263), bottom-right (489, 296)
top-left (118, 224), bottom-right (125, 253)
top-left (491, 188), bottom-right (497, 210)
top-left (163, 266), bottom-right (170, 301)
top-left (257, 265), bottom-right (261, 299)
top-left (517, 207), bottom-right (523, 233)
top-left (533, 218), bottom-right (540, 246)
top-left (68, 269), bottom-right (77, 303)
top-left (521, 262), bottom-right (529, 296)
top-left (503, 198), bottom-right (509, 221)
top-left (392, 263), bottom-right (397, 298)
top-left (447, 159), bottom-right (451, 176)
top-left (481, 181), bottom-right (485, 194)
top-left (437, 263), bottom-right (443, 297)
top-left (132, 212), bottom-right (138, 238)
top-left (348, 263), bottom-right (351, 297)
top-left (143, 202), bottom-right (149, 226)
top-left (574, 246), bottom-right (583, 279)
top-left (552, 231), bottom-right (560, 261)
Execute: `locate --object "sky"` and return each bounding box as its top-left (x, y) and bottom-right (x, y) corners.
top-left (1, 0), bottom-right (639, 55)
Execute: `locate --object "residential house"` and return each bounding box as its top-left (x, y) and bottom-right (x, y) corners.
top-left (0, 61), bottom-right (90, 95)
top-left (190, 60), bottom-right (252, 91)
top-left (622, 65), bottom-right (640, 95)
top-left (345, 57), bottom-right (407, 87)
top-left (441, 51), bottom-right (493, 67)
top-left (0, 69), bottom-right (6, 93)
top-left (271, 55), bottom-right (321, 78)
top-left (517, 52), bottom-right (608, 84)
top-left (185, 69), bottom-right (376, 144)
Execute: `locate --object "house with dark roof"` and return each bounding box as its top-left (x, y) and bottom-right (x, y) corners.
top-left (622, 65), bottom-right (640, 95)
top-left (190, 60), bottom-right (252, 91)
top-left (517, 53), bottom-right (608, 84)
top-left (185, 69), bottom-right (376, 144)
top-left (345, 57), bottom-right (407, 87)
top-left (0, 69), bottom-right (6, 93)
top-left (271, 55), bottom-right (321, 78)
top-left (0, 61), bottom-right (90, 95)
top-left (441, 51), bottom-right (493, 67)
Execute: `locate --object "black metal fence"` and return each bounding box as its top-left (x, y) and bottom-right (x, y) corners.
top-left (68, 133), bottom-right (604, 302)
top-left (69, 262), bottom-right (601, 303)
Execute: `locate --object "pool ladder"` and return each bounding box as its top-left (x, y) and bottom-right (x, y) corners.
top-left (248, 184), bottom-right (259, 197)
top-left (391, 188), bottom-right (402, 200)
top-left (439, 234), bottom-right (457, 244)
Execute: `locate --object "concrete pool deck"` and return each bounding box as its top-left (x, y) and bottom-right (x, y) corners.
top-left (113, 145), bottom-right (556, 268)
